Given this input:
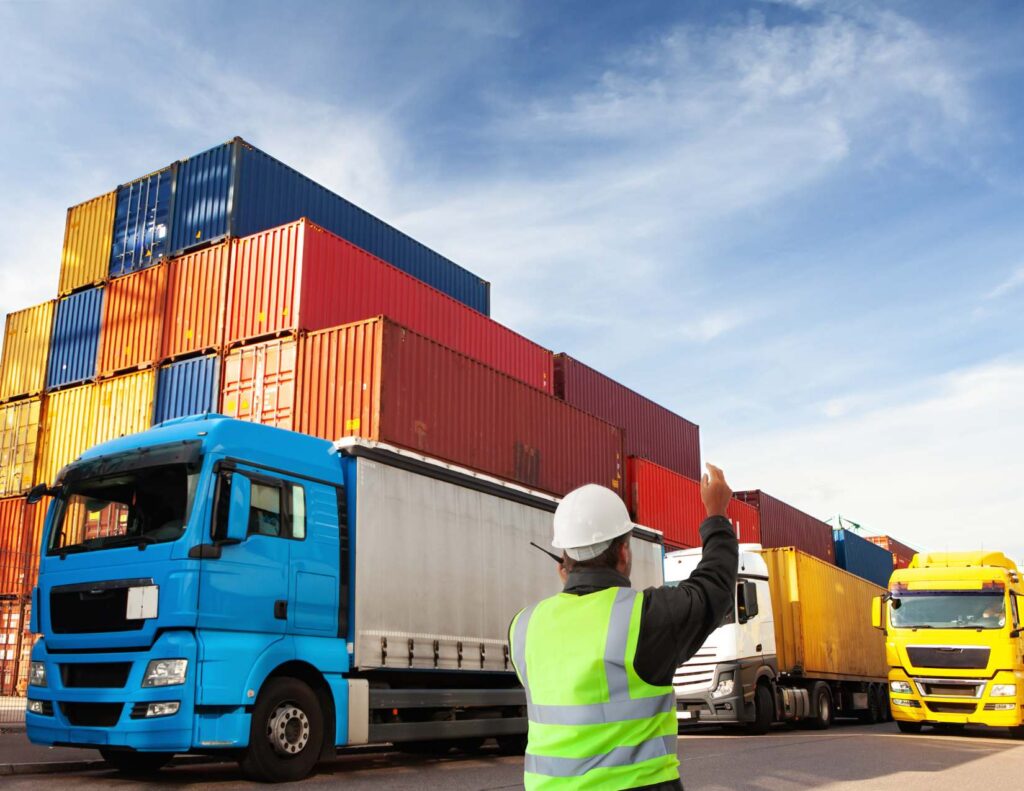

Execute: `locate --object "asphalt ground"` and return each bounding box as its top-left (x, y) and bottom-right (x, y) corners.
top-left (2, 721), bottom-right (1022, 789)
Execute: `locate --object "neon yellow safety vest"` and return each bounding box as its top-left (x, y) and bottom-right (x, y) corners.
top-left (510, 586), bottom-right (679, 790)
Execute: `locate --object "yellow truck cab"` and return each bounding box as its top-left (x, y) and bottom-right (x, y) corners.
top-left (872, 551), bottom-right (1024, 737)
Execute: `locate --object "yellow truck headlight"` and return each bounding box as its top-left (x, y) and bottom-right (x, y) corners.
top-left (890, 681), bottom-right (912, 694)
top-left (990, 684), bottom-right (1017, 698)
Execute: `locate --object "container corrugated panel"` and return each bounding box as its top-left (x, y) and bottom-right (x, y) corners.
top-left (154, 356), bottom-right (219, 425)
top-left (46, 287), bottom-right (103, 390)
top-left (170, 138), bottom-right (490, 314)
top-left (297, 318), bottom-right (624, 497)
top-left (109, 165), bottom-right (177, 277)
top-left (93, 370), bottom-right (155, 446)
top-left (761, 547), bottom-right (887, 681)
top-left (865, 535), bottom-right (917, 570)
top-left (628, 457), bottom-right (761, 548)
top-left (833, 529), bottom-right (894, 588)
top-left (0, 398), bottom-right (42, 497)
top-left (0, 497), bottom-right (48, 596)
top-left (37, 384), bottom-right (96, 485)
top-left (734, 490), bottom-right (835, 563)
top-left (220, 339), bottom-right (296, 430)
top-left (0, 599), bottom-right (36, 696)
top-left (226, 220), bottom-right (552, 390)
top-left (0, 301), bottom-right (55, 401)
top-left (554, 354), bottom-right (700, 479)
top-left (59, 191), bottom-right (116, 296)
top-left (96, 263), bottom-right (168, 376)
top-left (161, 242), bottom-right (229, 360)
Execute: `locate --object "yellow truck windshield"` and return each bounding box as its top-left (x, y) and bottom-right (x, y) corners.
top-left (891, 591), bottom-right (1006, 630)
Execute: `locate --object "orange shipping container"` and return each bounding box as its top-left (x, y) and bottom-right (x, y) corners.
top-left (97, 263), bottom-right (168, 376)
top-left (0, 398), bottom-right (42, 497)
top-left (37, 384), bottom-right (96, 485)
top-left (59, 191), bottom-right (116, 296)
top-left (0, 497), bottom-right (48, 597)
top-left (220, 339), bottom-right (297, 429)
top-left (93, 370), bottom-right (155, 446)
top-left (0, 301), bottom-right (55, 401)
top-left (162, 242), bottom-right (229, 361)
top-left (0, 598), bottom-right (35, 696)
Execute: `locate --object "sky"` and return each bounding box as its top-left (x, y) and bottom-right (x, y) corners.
top-left (1, 0), bottom-right (1022, 561)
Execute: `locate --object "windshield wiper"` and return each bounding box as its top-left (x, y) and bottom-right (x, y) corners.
top-left (99, 534), bottom-right (159, 551)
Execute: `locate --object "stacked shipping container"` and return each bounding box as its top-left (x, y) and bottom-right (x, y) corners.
top-left (865, 535), bottom-right (918, 571)
top-left (833, 528), bottom-right (895, 587)
top-left (734, 489), bottom-right (835, 563)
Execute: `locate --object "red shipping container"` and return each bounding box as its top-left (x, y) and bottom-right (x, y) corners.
top-left (865, 535), bottom-right (917, 570)
top-left (296, 318), bottom-right (623, 497)
top-left (554, 354), bottom-right (700, 479)
top-left (734, 490), bottom-right (834, 563)
top-left (225, 219), bottom-right (552, 392)
top-left (0, 598), bottom-right (34, 696)
top-left (0, 496), bottom-right (48, 596)
top-left (97, 264), bottom-right (168, 376)
top-left (162, 242), bottom-right (229, 360)
top-left (629, 458), bottom-right (761, 549)
top-left (220, 339), bottom-right (297, 430)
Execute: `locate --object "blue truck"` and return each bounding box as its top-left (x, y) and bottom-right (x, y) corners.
top-left (23, 415), bottom-right (664, 781)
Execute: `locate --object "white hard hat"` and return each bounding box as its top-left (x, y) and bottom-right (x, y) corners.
top-left (553, 484), bottom-right (633, 561)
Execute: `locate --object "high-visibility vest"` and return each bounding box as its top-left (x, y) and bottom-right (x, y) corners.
top-left (510, 586), bottom-right (679, 790)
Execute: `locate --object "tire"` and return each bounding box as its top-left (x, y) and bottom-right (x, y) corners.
top-left (239, 676), bottom-right (324, 783)
top-left (99, 749), bottom-right (173, 775)
top-left (859, 686), bottom-right (880, 725)
top-left (880, 687), bottom-right (892, 721)
top-left (744, 684), bottom-right (774, 735)
top-left (1010, 725), bottom-right (1024, 740)
top-left (897, 720), bottom-right (923, 734)
top-left (807, 683), bottom-right (833, 731)
top-left (496, 733), bottom-right (528, 755)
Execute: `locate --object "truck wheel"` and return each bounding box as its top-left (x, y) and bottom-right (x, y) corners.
top-left (859, 686), bottom-right (880, 724)
top-left (1010, 725), bottom-right (1024, 740)
top-left (99, 749), bottom-right (173, 774)
top-left (239, 677), bottom-right (324, 783)
top-left (807, 683), bottom-right (833, 730)
top-left (896, 721), bottom-right (922, 734)
top-left (744, 684), bottom-right (774, 735)
top-left (496, 733), bottom-right (528, 755)
top-left (880, 686), bottom-right (892, 721)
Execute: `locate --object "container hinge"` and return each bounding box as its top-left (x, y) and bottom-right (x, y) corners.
top-left (457, 641), bottom-right (463, 669)
top-left (503, 644), bottom-right (510, 670)
top-left (479, 643), bottom-right (486, 669)
top-left (433, 640), bottom-right (440, 668)
top-left (408, 638), bottom-right (415, 668)
top-left (381, 637), bottom-right (388, 666)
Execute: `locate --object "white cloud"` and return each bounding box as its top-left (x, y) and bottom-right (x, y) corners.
top-left (987, 265), bottom-right (1024, 300)
top-left (709, 359), bottom-right (1024, 564)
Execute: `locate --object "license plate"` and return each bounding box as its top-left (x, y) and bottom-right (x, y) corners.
top-left (679, 711), bottom-right (694, 720)
top-left (126, 585), bottom-right (159, 620)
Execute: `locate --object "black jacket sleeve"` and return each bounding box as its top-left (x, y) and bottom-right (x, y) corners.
top-left (632, 515), bottom-right (739, 687)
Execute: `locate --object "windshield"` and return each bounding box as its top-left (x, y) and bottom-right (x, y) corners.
top-left (891, 590), bottom-right (1007, 630)
top-left (665, 579), bottom-right (736, 627)
top-left (48, 464), bottom-right (200, 554)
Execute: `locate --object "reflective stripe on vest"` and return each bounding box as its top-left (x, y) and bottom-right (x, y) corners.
top-left (511, 587), bottom-right (679, 789)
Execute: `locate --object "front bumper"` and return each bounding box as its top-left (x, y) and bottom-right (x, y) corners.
top-left (888, 669), bottom-right (1024, 729)
top-left (25, 631), bottom-right (198, 753)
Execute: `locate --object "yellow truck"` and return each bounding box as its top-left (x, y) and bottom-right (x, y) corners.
top-left (872, 551), bottom-right (1024, 736)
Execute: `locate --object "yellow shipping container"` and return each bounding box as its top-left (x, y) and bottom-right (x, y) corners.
top-left (93, 370), bottom-right (155, 446)
top-left (0, 301), bottom-right (55, 401)
top-left (37, 384), bottom-right (95, 485)
top-left (0, 398), bottom-right (42, 496)
top-left (761, 547), bottom-right (888, 681)
top-left (59, 191), bottom-right (116, 297)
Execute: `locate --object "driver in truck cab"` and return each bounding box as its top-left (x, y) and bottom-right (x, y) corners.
top-left (510, 464), bottom-right (739, 791)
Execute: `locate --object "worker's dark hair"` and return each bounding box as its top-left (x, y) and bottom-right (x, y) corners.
top-left (561, 533), bottom-right (630, 573)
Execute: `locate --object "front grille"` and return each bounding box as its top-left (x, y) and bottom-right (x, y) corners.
top-left (60, 663), bottom-right (132, 689)
top-left (917, 681), bottom-right (982, 698)
top-left (925, 701), bottom-right (977, 715)
top-left (907, 646), bottom-right (990, 670)
top-left (673, 664), bottom-right (715, 693)
top-left (50, 581), bottom-right (146, 634)
top-left (59, 702), bottom-right (123, 726)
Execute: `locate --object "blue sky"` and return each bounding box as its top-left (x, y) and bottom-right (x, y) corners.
top-left (2, 0), bottom-right (1022, 559)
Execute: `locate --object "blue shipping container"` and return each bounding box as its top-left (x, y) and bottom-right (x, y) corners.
top-left (110, 166), bottom-right (177, 277)
top-left (833, 528), bottom-right (894, 588)
top-left (170, 137), bottom-right (491, 314)
top-left (153, 355), bottom-right (220, 425)
top-left (46, 287), bottom-right (103, 390)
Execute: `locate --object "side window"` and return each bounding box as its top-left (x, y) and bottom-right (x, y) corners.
top-left (291, 485), bottom-right (306, 540)
top-left (1012, 594), bottom-right (1020, 629)
top-left (249, 482), bottom-right (283, 537)
top-left (211, 468), bottom-right (306, 541)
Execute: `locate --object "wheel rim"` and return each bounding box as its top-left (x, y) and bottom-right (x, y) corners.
top-left (819, 693), bottom-right (830, 721)
top-left (267, 701), bottom-right (311, 757)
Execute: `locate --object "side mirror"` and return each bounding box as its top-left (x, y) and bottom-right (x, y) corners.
top-left (26, 483), bottom-right (50, 505)
top-left (225, 474), bottom-right (251, 544)
top-left (738, 580), bottom-right (759, 624)
top-left (871, 596), bottom-right (883, 630)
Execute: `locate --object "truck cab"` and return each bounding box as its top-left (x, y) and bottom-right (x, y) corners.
top-left (874, 551), bottom-right (1024, 737)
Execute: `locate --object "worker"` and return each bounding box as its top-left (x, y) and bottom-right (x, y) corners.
top-left (510, 463), bottom-right (739, 790)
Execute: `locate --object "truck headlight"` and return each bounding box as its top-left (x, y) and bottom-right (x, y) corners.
top-left (29, 662), bottom-right (46, 688)
top-left (711, 674), bottom-right (735, 699)
top-left (890, 681), bottom-right (912, 694)
top-left (990, 684), bottom-right (1017, 698)
top-left (142, 659), bottom-right (188, 687)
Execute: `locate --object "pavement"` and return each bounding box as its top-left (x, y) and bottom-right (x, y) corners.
top-left (0, 721), bottom-right (1022, 787)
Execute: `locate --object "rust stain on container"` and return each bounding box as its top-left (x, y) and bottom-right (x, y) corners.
top-left (220, 339), bottom-right (296, 429)
top-left (0, 398), bottom-right (42, 497)
top-left (93, 370), bottom-right (155, 446)
top-left (98, 263), bottom-right (168, 376)
top-left (0, 301), bottom-right (55, 402)
top-left (162, 242), bottom-right (229, 360)
top-left (37, 384), bottom-right (96, 485)
top-left (59, 191), bottom-right (116, 296)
